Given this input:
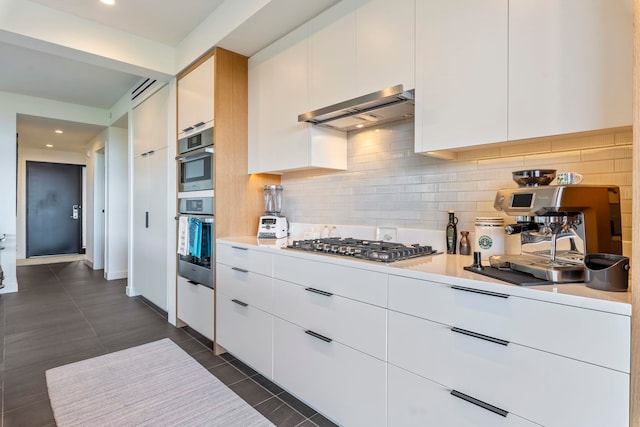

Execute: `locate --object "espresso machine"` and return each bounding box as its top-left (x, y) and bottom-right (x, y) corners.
top-left (491, 185), bottom-right (622, 283)
top-left (258, 185), bottom-right (288, 239)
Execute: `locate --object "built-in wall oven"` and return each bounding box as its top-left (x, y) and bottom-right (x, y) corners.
top-left (177, 127), bottom-right (214, 192)
top-left (177, 197), bottom-right (214, 288)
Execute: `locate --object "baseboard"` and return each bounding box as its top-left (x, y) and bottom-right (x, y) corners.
top-left (126, 285), bottom-right (140, 297)
top-left (105, 270), bottom-right (127, 280)
top-left (84, 259), bottom-right (94, 269)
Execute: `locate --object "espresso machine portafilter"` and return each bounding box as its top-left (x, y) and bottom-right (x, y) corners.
top-left (492, 185), bottom-right (622, 282)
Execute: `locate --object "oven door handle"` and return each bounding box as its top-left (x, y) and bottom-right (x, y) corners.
top-left (175, 215), bottom-right (214, 224)
top-left (175, 146), bottom-right (214, 162)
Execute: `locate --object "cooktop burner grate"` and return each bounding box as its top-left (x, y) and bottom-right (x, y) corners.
top-left (286, 238), bottom-right (439, 262)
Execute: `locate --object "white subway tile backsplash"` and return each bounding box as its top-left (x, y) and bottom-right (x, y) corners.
top-left (281, 121), bottom-right (632, 245)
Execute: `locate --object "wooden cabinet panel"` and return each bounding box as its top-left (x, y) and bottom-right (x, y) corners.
top-left (388, 365), bottom-right (541, 427)
top-left (273, 317), bottom-right (386, 427)
top-left (388, 310), bottom-right (629, 427)
top-left (508, 0), bottom-right (632, 140)
top-left (388, 274), bottom-right (630, 372)
top-left (415, 0), bottom-right (507, 153)
top-left (177, 276), bottom-right (214, 340)
top-left (217, 293), bottom-right (272, 378)
top-left (272, 278), bottom-right (387, 360)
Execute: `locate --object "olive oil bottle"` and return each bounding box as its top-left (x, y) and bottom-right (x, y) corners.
top-left (446, 210), bottom-right (458, 254)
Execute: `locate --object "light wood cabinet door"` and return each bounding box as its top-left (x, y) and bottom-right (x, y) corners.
top-left (508, 0), bottom-right (632, 140)
top-left (415, 0), bottom-right (507, 153)
top-left (356, 0), bottom-right (415, 95)
top-left (177, 55), bottom-right (214, 137)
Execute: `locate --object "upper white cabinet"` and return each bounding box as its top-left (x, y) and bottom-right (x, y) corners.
top-left (248, 25), bottom-right (347, 174)
top-left (132, 86), bottom-right (170, 157)
top-left (308, 0), bottom-right (357, 112)
top-left (355, 0), bottom-right (415, 95)
top-left (415, 0), bottom-right (508, 154)
top-left (508, 0), bottom-right (632, 141)
top-left (177, 55), bottom-right (214, 137)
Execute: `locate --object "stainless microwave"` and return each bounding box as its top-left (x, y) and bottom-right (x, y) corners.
top-left (176, 128), bottom-right (214, 192)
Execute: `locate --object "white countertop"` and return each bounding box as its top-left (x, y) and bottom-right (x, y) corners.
top-left (218, 237), bottom-right (632, 316)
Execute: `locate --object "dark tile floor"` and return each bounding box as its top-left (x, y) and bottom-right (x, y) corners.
top-left (1, 261), bottom-right (338, 427)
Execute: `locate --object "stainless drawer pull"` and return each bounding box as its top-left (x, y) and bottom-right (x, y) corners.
top-left (232, 267), bottom-right (249, 273)
top-left (305, 287), bottom-right (333, 297)
top-left (451, 327), bottom-right (509, 346)
top-left (305, 330), bottom-right (332, 343)
top-left (231, 246), bottom-right (248, 251)
top-left (450, 390), bottom-right (508, 417)
top-left (193, 121), bottom-right (206, 128)
top-left (451, 285), bottom-right (509, 299)
top-left (232, 299), bottom-right (248, 307)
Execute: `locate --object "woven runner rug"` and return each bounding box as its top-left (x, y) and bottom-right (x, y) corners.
top-left (46, 338), bottom-right (274, 427)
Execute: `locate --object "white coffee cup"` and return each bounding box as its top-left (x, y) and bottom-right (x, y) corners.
top-left (556, 171), bottom-right (583, 185)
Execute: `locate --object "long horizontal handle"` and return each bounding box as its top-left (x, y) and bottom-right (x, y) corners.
top-left (231, 246), bottom-right (248, 251)
top-left (451, 327), bottom-right (509, 346)
top-left (451, 285), bottom-right (509, 299)
top-left (232, 299), bottom-right (248, 307)
top-left (450, 390), bottom-right (508, 417)
top-left (232, 267), bottom-right (249, 273)
top-left (305, 287), bottom-right (333, 297)
top-left (305, 330), bottom-right (332, 343)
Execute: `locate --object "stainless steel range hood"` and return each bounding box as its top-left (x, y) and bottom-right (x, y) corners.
top-left (298, 84), bottom-right (414, 131)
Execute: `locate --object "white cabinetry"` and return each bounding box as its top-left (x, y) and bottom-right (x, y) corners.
top-left (415, 0), bottom-right (507, 153)
top-left (215, 243), bottom-right (273, 377)
top-left (387, 274), bottom-right (630, 427)
top-left (355, 0), bottom-right (415, 95)
top-left (508, 0), bottom-right (632, 141)
top-left (271, 254), bottom-right (387, 426)
top-left (177, 55), bottom-right (214, 137)
top-left (131, 85), bottom-right (169, 310)
top-left (248, 25), bottom-right (347, 174)
top-left (177, 276), bottom-right (214, 340)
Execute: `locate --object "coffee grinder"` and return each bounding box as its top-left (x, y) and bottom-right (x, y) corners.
top-left (258, 185), bottom-right (288, 239)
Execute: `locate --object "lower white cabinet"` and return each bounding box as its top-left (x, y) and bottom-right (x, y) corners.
top-left (388, 365), bottom-right (539, 427)
top-left (217, 293), bottom-right (272, 378)
top-left (177, 276), bottom-right (213, 340)
top-left (273, 317), bottom-right (386, 427)
top-left (388, 310), bottom-right (629, 427)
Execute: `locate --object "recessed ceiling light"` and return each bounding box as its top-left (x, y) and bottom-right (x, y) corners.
top-left (54, 129), bottom-right (63, 134)
top-left (46, 144), bottom-right (53, 148)
top-left (356, 124), bottom-right (364, 129)
top-left (100, 0), bottom-right (115, 5)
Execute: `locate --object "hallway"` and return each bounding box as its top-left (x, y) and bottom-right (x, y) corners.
top-left (1, 262), bottom-right (335, 426)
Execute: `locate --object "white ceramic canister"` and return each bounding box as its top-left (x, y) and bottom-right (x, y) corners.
top-left (475, 217), bottom-right (505, 261)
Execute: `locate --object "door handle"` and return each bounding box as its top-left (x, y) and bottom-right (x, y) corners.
top-left (70, 205), bottom-right (80, 220)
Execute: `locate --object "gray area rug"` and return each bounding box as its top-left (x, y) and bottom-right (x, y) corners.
top-left (46, 338), bottom-right (274, 427)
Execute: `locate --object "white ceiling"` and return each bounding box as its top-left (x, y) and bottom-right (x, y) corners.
top-left (17, 115), bottom-right (109, 154)
top-left (7, 0), bottom-right (339, 153)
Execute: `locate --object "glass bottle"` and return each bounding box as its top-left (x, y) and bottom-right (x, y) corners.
top-left (446, 210), bottom-right (458, 254)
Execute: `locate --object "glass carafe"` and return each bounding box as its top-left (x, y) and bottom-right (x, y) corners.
top-left (264, 185), bottom-right (283, 215)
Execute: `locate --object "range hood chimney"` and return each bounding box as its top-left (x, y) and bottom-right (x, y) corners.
top-left (298, 84), bottom-right (414, 131)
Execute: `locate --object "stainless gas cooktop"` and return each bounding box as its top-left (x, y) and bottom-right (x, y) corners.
top-left (286, 238), bottom-right (439, 262)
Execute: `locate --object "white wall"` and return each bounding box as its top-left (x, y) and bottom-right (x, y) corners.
top-left (15, 147), bottom-right (87, 259)
top-left (105, 126), bottom-right (128, 280)
top-left (0, 106), bottom-right (17, 292)
top-left (85, 131), bottom-right (106, 270)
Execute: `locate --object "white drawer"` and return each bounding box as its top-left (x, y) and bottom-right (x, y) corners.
top-left (216, 243), bottom-right (272, 276)
top-left (388, 311), bottom-right (629, 427)
top-left (273, 317), bottom-right (386, 427)
top-left (273, 254), bottom-right (387, 307)
top-left (217, 293), bottom-right (273, 378)
top-left (388, 274), bottom-right (630, 372)
top-left (272, 278), bottom-right (386, 360)
top-left (177, 276), bottom-right (214, 340)
top-left (389, 365), bottom-right (540, 427)
top-left (216, 263), bottom-right (272, 313)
